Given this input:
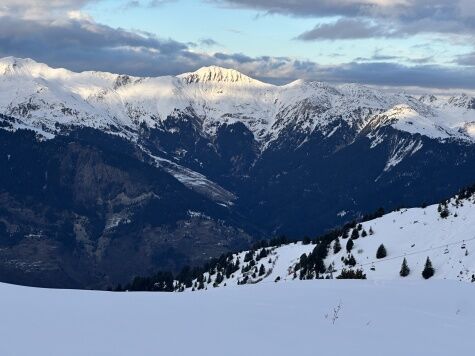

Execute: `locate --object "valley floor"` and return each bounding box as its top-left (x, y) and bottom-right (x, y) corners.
top-left (1, 280), bottom-right (474, 355)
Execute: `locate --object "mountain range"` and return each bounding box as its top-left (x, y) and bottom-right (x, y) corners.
top-left (1, 56), bottom-right (475, 288)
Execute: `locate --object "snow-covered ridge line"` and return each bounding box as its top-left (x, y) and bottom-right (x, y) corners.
top-left (1, 56), bottom-right (475, 147)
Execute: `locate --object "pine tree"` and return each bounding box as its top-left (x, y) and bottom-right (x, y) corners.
top-left (440, 208), bottom-right (449, 219)
top-left (351, 229), bottom-right (360, 240)
top-left (346, 238), bottom-right (354, 253)
top-left (336, 268), bottom-right (366, 279)
top-left (342, 229), bottom-right (349, 239)
top-left (361, 229), bottom-right (368, 237)
top-left (244, 251), bottom-right (254, 262)
top-left (376, 244), bottom-right (387, 259)
top-left (400, 258), bottom-right (410, 277)
top-left (215, 272), bottom-right (224, 285)
top-left (369, 227), bottom-right (374, 235)
top-left (422, 257), bottom-right (435, 279)
top-left (347, 254), bottom-right (357, 267)
top-left (333, 238), bottom-right (342, 254)
top-left (258, 264), bottom-right (266, 276)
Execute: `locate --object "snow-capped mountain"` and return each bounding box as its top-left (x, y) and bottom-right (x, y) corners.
top-left (1, 56), bottom-right (474, 146)
top-left (2, 56), bottom-right (475, 289)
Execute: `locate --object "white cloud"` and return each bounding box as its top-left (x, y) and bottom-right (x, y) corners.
top-left (0, 0), bottom-right (96, 19)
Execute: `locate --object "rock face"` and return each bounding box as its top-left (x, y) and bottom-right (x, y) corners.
top-left (1, 57), bottom-right (475, 288)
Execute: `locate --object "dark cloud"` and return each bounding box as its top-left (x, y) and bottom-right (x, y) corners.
top-left (354, 50), bottom-right (434, 64)
top-left (296, 18), bottom-right (395, 40)
top-left (199, 38), bottom-right (221, 47)
top-left (318, 62), bottom-right (475, 90)
top-left (216, 0), bottom-right (475, 39)
top-left (456, 52), bottom-right (475, 66)
top-left (213, 0), bottom-right (382, 18)
top-left (0, 15), bottom-right (203, 76)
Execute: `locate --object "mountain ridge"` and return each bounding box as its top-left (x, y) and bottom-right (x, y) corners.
top-left (1, 56), bottom-right (474, 149)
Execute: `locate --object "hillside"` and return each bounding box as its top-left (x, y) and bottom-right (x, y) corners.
top-left (125, 187), bottom-right (475, 292)
top-left (0, 280), bottom-right (474, 356)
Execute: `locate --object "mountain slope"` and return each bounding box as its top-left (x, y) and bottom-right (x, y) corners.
top-left (154, 187), bottom-right (475, 292)
top-left (0, 128), bottom-right (253, 288)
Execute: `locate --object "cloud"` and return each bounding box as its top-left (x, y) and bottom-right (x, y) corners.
top-left (216, 0), bottom-right (475, 39)
top-left (124, 0), bottom-right (176, 8)
top-left (0, 14), bottom-right (200, 76)
top-left (456, 52), bottom-right (475, 66)
top-left (0, 0), bottom-right (473, 91)
top-left (213, 0), bottom-right (408, 18)
top-left (1, 12), bottom-right (474, 91)
top-left (199, 38), bottom-right (221, 47)
top-left (296, 18), bottom-right (396, 40)
top-left (0, 0), bottom-right (96, 19)
top-left (318, 61), bottom-right (475, 90)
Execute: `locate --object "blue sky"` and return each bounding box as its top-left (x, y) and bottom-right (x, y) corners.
top-left (0, 0), bottom-right (474, 91)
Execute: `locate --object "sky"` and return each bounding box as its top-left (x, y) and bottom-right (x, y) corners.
top-left (0, 0), bottom-right (474, 92)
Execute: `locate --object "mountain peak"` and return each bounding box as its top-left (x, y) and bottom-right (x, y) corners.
top-left (178, 65), bottom-right (266, 85)
top-left (448, 94), bottom-right (475, 110)
top-left (0, 57), bottom-right (39, 74)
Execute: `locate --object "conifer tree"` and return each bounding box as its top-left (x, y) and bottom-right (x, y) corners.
top-left (258, 264), bottom-right (266, 276)
top-left (342, 229), bottom-right (349, 239)
top-left (351, 229), bottom-right (360, 240)
top-left (422, 257), bottom-right (435, 279)
top-left (347, 254), bottom-right (357, 267)
top-left (215, 272), bottom-right (224, 285)
top-left (333, 238), bottom-right (342, 254)
top-left (346, 238), bottom-right (354, 253)
top-left (376, 244), bottom-right (387, 259)
top-left (400, 258), bottom-right (410, 277)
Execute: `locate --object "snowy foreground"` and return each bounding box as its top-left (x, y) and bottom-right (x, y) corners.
top-left (1, 280), bottom-right (474, 356)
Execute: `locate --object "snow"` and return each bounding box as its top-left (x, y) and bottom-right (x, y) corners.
top-left (383, 136), bottom-right (423, 172)
top-left (184, 192), bottom-right (475, 291)
top-left (0, 280), bottom-right (474, 356)
top-left (325, 197), bottom-right (475, 282)
top-left (143, 147), bottom-right (236, 205)
top-left (1, 56), bottom-right (474, 149)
